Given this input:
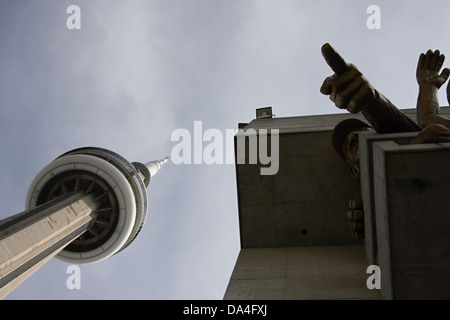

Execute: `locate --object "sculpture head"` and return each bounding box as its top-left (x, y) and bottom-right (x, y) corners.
top-left (332, 119), bottom-right (372, 179)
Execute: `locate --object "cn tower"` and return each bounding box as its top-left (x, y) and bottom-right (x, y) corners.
top-left (0, 147), bottom-right (168, 299)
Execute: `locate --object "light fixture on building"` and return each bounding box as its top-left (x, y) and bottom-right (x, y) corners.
top-left (256, 106), bottom-right (273, 119)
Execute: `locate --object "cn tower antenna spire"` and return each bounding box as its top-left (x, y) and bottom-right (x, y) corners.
top-left (146, 156), bottom-right (170, 177)
top-left (132, 156), bottom-right (169, 188)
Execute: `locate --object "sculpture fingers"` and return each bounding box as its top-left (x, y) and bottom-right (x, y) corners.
top-left (347, 80), bottom-right (375, 114)
top-left (334, 76), bottom-right (365, 110)
top-left (323, 67), bottom-right (362, 107)
top-left (326, 64), bottom-right (363, 96)
top-left (346, 209), bottom-right (364, 221)
top-left (417, 53), bottom-right (426, 71)
top-left (438, 68), bottom-right (450, 83)
top-left (429, 50), bottom-right (441, 71)
top-left (447, 78), bottom-right (450, 105)
top-left (424, 49), bottom-right (434, 69)
top-left (320, 76), bottom-right (334, 95)
top-left (321, 43), bottom-right (350, 75)
top-left (435, 52), bottom-right (445, 72)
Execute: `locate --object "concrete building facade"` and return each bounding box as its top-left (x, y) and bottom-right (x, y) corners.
top-left (225, 108), bottom-right (450, 300)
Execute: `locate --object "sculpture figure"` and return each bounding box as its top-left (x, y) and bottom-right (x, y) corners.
top-left (321, 43), bottom-right (450, 180)
top-left (320, 43), bottom-right (450, 239)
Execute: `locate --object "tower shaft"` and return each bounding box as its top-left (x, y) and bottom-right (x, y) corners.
top-left (0, 192), bottom-right (100, 299)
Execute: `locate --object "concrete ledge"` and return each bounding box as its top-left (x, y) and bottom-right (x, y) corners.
top-left (372, 140), bottom-right (450, 299)
top-left (224, 245), bottom-right (381, 300)
top-left (358, 131), bottom-right (417, 265)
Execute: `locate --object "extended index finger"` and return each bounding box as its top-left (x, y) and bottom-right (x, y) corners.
top-left (321, 43), bottom-right (350, 75)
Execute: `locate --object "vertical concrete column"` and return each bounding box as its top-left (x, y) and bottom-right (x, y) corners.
top-left (0, 192), bottom-right (99, 299)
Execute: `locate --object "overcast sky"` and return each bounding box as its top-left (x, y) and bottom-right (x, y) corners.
top-left (1, 0), bottom-right (450, 299)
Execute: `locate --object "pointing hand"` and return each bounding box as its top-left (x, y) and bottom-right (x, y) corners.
top-left (320, 43), bottom-right (376, 114)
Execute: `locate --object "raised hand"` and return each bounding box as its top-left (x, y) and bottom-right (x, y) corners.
top-left (416, 50), bottom-right (450, 89)
top-left (416, 50), bottom-right (450, 128)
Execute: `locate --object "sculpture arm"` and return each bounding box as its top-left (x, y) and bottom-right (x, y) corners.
top-left (361, 90), bottom-right (421, 133)
top-left (416, 85), bottom-right (450, 127)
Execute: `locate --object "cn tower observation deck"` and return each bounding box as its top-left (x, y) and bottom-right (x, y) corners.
top-left (24, 147), bottom-right (169, 264)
